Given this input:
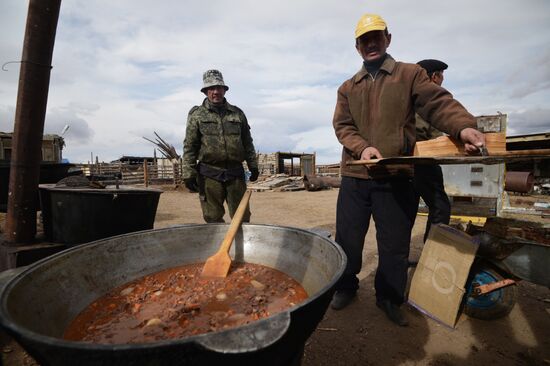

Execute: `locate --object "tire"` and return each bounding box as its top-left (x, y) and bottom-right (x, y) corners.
top-left (464, 267), bottom-right (517, 320)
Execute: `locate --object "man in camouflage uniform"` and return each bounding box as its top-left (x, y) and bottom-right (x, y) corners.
top-left (182, 69), bottom-right (259, 223)
top-left (414, 59), bottom-right (451, 243)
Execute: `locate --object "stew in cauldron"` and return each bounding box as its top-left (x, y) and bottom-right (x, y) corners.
top-left (64, 262), bottom-right (308, 344)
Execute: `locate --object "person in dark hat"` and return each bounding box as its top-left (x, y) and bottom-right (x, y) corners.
top-left (414, 59), bottom-right (451, 243)
top-left (417, 59), bottom-right (447, 88)
top-left (182, 69), bottom-right (259, 223)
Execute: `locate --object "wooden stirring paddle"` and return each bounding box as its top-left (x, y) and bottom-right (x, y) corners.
top-left (201, 190), bottom-right (252, 278)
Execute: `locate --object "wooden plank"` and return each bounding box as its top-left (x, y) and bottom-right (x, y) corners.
top-left (413, 132), bottom-right (507, 157)
top-left (482, 217), bottom-right (550, 245)
top-left (347, 150), bottom-right (550, 166)
top-left (507, 132), bottom-right (550, 150)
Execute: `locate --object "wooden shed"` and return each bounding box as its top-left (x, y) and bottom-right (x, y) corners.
top-left (0, 132), bottom-right (65, 162)
top-left (257, 152), bottom-right (315, 176)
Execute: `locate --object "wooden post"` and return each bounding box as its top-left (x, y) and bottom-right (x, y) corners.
top-left (173, 161), bottom-right (177, 187)
top-left (143, 160), bottom-right (149, 187)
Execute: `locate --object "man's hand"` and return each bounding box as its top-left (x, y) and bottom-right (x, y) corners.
top-left (360, 147), bottom-right (383, 160)
top-left (459, 128), bottom-right (486, 155)
top-left (249, 167), bottom-right (259, 182)
top-left (184, 178), bottom-right (199, 192)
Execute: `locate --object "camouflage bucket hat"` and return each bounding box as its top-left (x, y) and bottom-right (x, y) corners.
top-left (201, 69), bottom-right (229, 93)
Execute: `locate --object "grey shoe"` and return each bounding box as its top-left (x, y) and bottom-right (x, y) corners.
top-left (376, 300), bottom-right (409, 326)
top-left (330, 291), bottom-right (356, 310)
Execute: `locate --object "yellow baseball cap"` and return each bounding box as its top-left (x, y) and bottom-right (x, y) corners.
top-left (355, 13), bottom-right (387, 39)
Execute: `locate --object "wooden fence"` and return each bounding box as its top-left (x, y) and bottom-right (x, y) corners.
top-left (76, 160), bottom-right (183, 187)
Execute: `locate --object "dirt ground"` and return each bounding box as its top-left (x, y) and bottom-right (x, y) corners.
top-left (1, 187), bottom-right (550, 365)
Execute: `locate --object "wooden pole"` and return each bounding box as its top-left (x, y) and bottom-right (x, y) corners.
top-left (143, 160), bottom-right (149, 187)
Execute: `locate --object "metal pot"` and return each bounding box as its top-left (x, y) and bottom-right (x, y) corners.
top-left (0, 224), bottom-right (346, 366)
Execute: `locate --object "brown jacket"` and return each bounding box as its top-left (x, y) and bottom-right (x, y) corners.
top-left (333, 55), bottom-right (476, 179)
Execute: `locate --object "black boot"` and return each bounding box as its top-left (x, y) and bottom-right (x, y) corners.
top-left (330, 290), bottom-right (357, 310)
top-left (376, 299), bottom-right (408, 326)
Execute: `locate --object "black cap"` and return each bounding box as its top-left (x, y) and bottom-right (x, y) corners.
top-left (417, 59), bottom-right (448, 75)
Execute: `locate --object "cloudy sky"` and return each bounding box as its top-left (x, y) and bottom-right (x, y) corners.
top-left (1, 1), bottom-right (549, 164)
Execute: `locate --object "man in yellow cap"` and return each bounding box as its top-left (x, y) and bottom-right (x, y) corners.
top-left (330, 13), bottom-right (485, 326)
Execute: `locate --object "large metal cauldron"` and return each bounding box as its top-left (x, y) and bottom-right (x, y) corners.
top-left (0, 224), bottom-right (346, 366)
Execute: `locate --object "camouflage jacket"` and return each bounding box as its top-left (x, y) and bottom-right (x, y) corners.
top-left (182, 98), bottom-right (258, 179)
top-left (415, 113), bottom-right (444, 142)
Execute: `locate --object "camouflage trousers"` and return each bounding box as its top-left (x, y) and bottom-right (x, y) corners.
top-left (200, 176), bottom-right (250, 223)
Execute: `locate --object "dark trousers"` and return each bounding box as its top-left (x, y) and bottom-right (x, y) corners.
top-left (335, 176), bottom-right (418, 305)
top-left (413, 165), bottom-right (451, 242)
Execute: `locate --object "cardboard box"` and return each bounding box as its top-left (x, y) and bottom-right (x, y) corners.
top-left (408, 224), bottom-right (479, 328)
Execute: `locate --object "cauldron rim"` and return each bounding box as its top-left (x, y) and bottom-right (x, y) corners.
top-left (0, 223), bottom-right (346, 353)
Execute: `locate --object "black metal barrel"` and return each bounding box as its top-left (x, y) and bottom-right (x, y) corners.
top-left (39, 184), bottom-right (162, 245)
top-left (0, 163), bottom-right (75, 212)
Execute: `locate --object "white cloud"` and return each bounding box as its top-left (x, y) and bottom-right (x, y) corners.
top-left (1, 0), bottom-right (549, 164)
top-left (508, 108), bottom-right (550, 135)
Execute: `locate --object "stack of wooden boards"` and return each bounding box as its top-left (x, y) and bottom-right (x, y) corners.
top-left (348, 132), bottom-right (550, 166)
